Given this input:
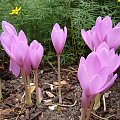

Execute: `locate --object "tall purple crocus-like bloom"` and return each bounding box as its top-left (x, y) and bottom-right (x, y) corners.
top-left (0, 21), bottom-right (30, 77)
top-left (77, 43), bottom-right (119, 119)
top-left (0, 21), bottom-right (32, 104)
top-left (51, 23), bottom-right (67, 103)
top-left (29, 40), bottom-right (44, 105)
top-left (29, 40), bottom-right (44, 70)
top-left (81, 16), bottom-right (120, 51)
top-left (51, 23), bottom-right (67, 55)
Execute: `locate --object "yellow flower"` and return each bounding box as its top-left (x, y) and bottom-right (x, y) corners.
top-left (117, 0), bottom-right (120, 2)
top-left (9, 7), bottom-right (21, 15)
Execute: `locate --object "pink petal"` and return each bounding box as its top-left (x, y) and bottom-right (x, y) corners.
top-left (91, 31), bottom-right (100, 50)
top-left (98, 66), bottom-right (109, 82)
top-left (109, 49), bottom-right (115, 57)
top-left (2, 21), bottom-right (17, 35)
top-left (96, 42), bottom-right (109, 52)
top-left (18, 30), bottom-right (28, 44)
top-left (9, 58), bottom-right (20, 77)
top-left (79, 57), bottom-right (86, 68)
top-left (11, 41), bottom-right (29, 66)
top-left (64, 26), bottom-right (67, 39)
top-left (89, 67), bottom-right (109, 95)
top-left (86, 52), bottom-right (101, 77)
top-left (95, 16), bottom-right (102, 27)
top-left (106, 28), bottom-right (120, 49)
top-left (111, 28), bottom-right (120, 50)
top-left (30, 49), bottom-right (41, 69)
top-left (115, 22), bottom-right (120, 28)
top-left (96, 74), bottom-right (117, 94)
top-left (53, 23), bottom-right (61, 30)
top-left (81, 29), bottom-right (93, 51)
top-left (58, 29), bottom-right (66, 54)
top-left (0, 32), bottom-right (13, 58)
top-left (77, 64), bottom-right (89, 93)
top-left (96, 48), bottom-right (109, 67)
top-left (109, 55), bottom-right (120, 74)
top-left (96, 16), bottom-right (112, 42)
top-left (89, 74), bottom-right (102, 95)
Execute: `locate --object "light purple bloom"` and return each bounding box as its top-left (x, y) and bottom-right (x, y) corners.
top-left (77, 43), bottom-right (119, 110)
top-left (29, 40), bottom-right (44, 70)
top-left (0, 21), bottom-right (29, 77)
top-left (95, 42), bottom-right (120, 74)
top-left (51, 23), bottom-right (67, 55)
top-left (81, 16), bottom-right (120, 51)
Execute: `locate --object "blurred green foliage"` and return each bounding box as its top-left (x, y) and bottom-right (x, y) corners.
top-left (0, 0), bottom-right (120, 65)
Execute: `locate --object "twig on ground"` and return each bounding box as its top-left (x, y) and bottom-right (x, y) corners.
top-left (45, 100), bottom-right (77, 107)
top-left (91, 111), bottom-right (115, 120)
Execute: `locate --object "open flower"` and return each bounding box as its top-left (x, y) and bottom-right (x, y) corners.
top-left (95, 42), bottom-right (120, 74)
top-left (0, 21), bottom-right (29, 76)
top-left (81, 16), bottom-right (120, 51)
top-left (51, 23), bottom-right (67, 55)
top-left (9, 7), bottom-right (21, 15)
top-left (77, 43), bottom-right (119, 110)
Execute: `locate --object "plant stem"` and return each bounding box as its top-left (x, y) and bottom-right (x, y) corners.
top-left (34, 69), bottom-right (41, 105)
top-left (80, 108), bottom-right (86, 120)
top-left (58, 55), bottom-right (62, 104)
top-left (21, 67), bottom-right (32, 105)
top-left (86, 97), bottom-right (95, 120)
top-left (27, 76), bottom-right (32, 104)
top-left (0, 79), bottom-right (2, 100)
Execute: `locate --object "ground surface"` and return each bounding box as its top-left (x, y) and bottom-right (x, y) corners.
top-left (0, 65), bottom-right (120, 120)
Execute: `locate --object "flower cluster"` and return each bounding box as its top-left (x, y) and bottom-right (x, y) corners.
top-left (78, 16), bottom-right (120, 119)
top-left (81, 16), bottom-right (120, 51)
top-left (0, 16), bottom-right (120, 119)
top-left (0, 21), bottom-right (67, 105)
top-left (0, 21), bottom-right (44, 105)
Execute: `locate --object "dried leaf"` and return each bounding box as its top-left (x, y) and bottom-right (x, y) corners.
top-left (104, 91), bottom-right (111, 98)
top-left (93, 94), bottom-right (102, 111)
top-left (48, 105), bottom-right (57, 111)
top-left (44, 99), bottom-right (52, 105)
top-left (30, 83), bottom-right (35, 94)
top-left (53, 80), bottom-right (67, 86)
top-left (45, 91), bottom-right (55, 98)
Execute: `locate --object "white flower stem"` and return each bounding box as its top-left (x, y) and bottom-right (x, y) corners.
top-left (86, 97), bottom-right (95, 120)
top-left (34, 69), bottom-right (41, 105)
top-left (58, 55), bottom-right (62, 104)
top-left (80, 108), bottom-right (86, 120)
top-left (21, 67), bottom-right (32, 105)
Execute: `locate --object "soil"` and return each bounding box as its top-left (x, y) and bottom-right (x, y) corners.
top-left (0, 65), bottom-right (120, 120)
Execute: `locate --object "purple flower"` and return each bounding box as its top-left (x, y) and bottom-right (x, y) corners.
top-left (81, 16), bottom-right (120, 51)
top-left (29, 40), bottom-right (44, 70)
top-left (0, 21), bottom-right (29, 77)
top-left (51, 23), bottom-right (67, 55)
top-left (95, 42), bottom-right (120, 74)
top-left (77, 43), bottom-right (119, 110)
